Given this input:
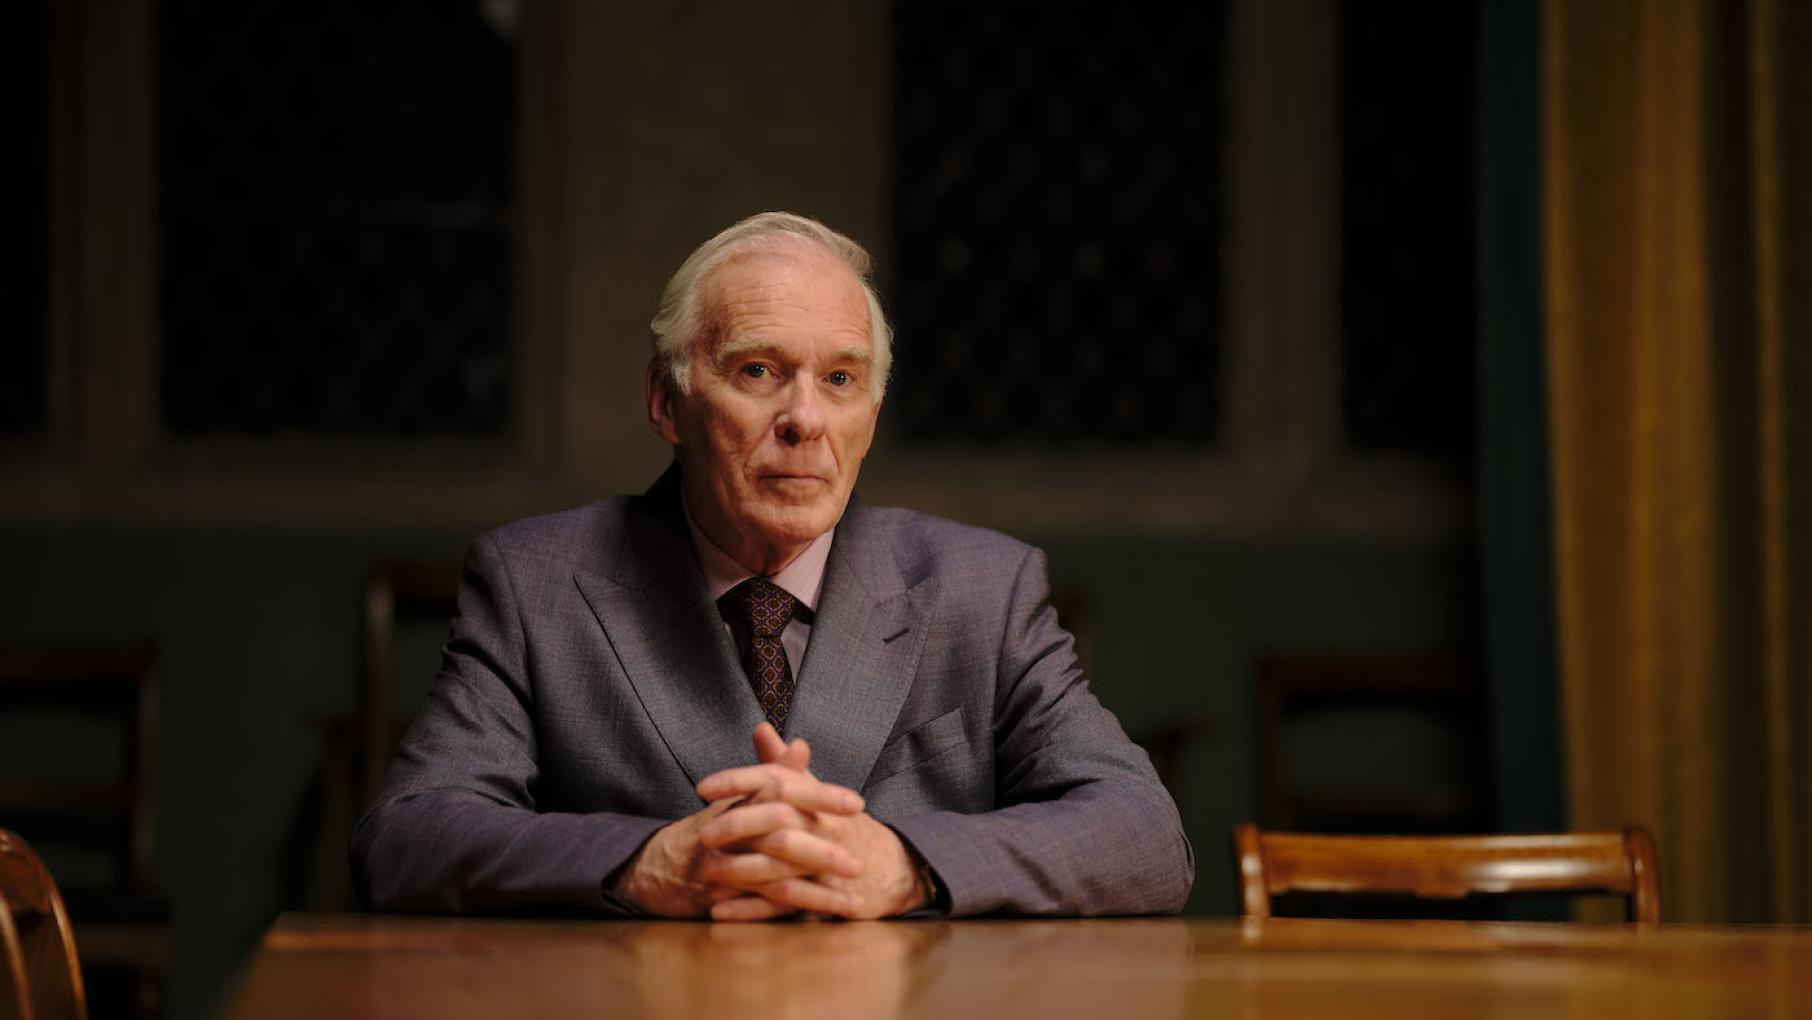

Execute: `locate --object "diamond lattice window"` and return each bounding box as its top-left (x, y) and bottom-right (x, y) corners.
top-left (890, 2), bottom-right (1225, 447)
top-left (157, 0), bottom-right (518, 438)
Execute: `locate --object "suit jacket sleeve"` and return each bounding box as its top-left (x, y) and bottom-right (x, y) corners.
top-left (349, 536), bottom-right (662, 914)
top-left (887, 547), bottom-right (1195, 916)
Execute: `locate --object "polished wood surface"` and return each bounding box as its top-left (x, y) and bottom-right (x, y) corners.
top-left (1235, 824), bottom-right (1662, 923)
top-left (224, 912), bottom-right (1812, 1019)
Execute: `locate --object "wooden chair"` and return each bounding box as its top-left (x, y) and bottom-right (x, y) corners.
top-left (1233, 823), bottom-right (1662, 923)
top-left (1046, 589), bottom-right (1212, 796)
top-left (311, 559), bottom-right (461, 909)
top-left (0, 645), bottom-right (167, 1017)
top-left (1253, 653), bottom-right (1490, 833)
top-left (0, 827), bottom-right (87, 1020)
top-left (0, 646), bottom-right (160, 898)
top-left (356, 559), bottom-right (462, 808)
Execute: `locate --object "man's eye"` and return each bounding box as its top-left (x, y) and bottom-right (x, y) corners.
top-left (826, 370), bottom-right (852, 387)
top-left (741, 364), bottom-right (770, 379)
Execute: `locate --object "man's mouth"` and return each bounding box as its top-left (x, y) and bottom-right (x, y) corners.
top-left (759, 473), bottom-right (826, 483)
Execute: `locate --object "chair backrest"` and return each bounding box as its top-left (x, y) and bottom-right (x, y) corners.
top-left (1233, 823), bottom-right (1662, 923)
top-left (0, 645), bottom-right (160, 897)
top-left (358, 559), bottom-right (461, 807)
top-left (1253, 652), bottom-right (1490, 834)
top-left (307, 560), bottom-right (461, 911)
top-left (0, 827), bottom-right (87, 1020)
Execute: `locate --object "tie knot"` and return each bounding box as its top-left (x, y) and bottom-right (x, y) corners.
top-left (722, 577), bottom-right (799, 639)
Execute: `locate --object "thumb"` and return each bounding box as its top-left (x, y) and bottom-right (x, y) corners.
top-left (752, 722), bottom-right (788, 764)
top-left (752, 722), bottom-right (812, 773)
top-left (779, 736), bottom-right (811, 773)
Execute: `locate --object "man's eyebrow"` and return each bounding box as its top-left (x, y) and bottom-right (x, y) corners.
top-left (713, 335), bottom-right (781, 362)
top-left (713, 336), bottom-right (874, 365)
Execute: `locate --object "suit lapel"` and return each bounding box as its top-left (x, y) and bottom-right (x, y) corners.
top-left (572, 467), bottom-right (763, 790)
top-left (788, 499), bottom-right (933, 794)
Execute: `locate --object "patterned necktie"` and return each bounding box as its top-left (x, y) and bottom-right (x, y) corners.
top-left (720, 577), bottom-right (800, 732)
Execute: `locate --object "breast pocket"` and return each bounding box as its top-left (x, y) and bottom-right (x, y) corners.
top-left (864, 707), bottom-right (967, 787)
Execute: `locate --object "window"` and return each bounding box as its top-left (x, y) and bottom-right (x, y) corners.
top-left (871, 0), bottom-right (1474, 534)
top-left (890, 2), bottom-right (1225, 447)
top-left (157, 0), bottom-right (519, 437)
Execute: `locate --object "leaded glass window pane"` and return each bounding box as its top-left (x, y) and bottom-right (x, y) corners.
top-left (158, 0), bottom-right (517, 437)
top-left (891, 2), bottom-right (1225, 447)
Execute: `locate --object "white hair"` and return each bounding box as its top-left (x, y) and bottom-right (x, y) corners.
top-left (649, 211), bottom-right (893, 401)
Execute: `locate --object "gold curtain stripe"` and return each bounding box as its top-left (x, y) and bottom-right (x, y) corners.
top-left (1750, 0), bottom-right (1812, 924)
top-left (1544, 0), bottom-right (1812, 923)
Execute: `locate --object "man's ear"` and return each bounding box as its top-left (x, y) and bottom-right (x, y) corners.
top-left (861, 395), bottom-right (883, 451)
top-left (647, 360), bottom-right (682, 445)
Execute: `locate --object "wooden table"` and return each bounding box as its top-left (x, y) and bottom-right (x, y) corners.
top-left (223, 913), bottom-right (1812, 1018)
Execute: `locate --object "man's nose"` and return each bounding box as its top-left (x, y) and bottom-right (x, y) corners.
top-left (776, 379), bottom-right (827, 443)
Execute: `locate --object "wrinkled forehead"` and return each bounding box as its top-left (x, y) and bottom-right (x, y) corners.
top-left (695, 240), bottom-right (873, 347)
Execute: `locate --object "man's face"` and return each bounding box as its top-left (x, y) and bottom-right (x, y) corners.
top-left (649, 243), bottom-right (882, 572)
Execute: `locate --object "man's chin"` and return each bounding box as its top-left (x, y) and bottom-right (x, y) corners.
top-left (748, 501), bottom-right (843, 544)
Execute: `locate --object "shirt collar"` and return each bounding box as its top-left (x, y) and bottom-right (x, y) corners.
top-left (683, 500), bottom-right (833, 613)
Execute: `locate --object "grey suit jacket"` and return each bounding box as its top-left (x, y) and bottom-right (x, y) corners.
top-left (351, 468), bottom-right (1193, 916)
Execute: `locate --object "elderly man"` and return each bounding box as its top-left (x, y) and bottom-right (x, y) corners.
top-left (352, 212), bottom-right (1192, 918)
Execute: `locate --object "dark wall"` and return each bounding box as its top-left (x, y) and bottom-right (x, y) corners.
top-left (0, 528), bottom-right (462, 1016)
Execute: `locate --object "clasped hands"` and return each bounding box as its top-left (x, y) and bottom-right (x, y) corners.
top-left (613, 723), bottom-right (929, 921)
